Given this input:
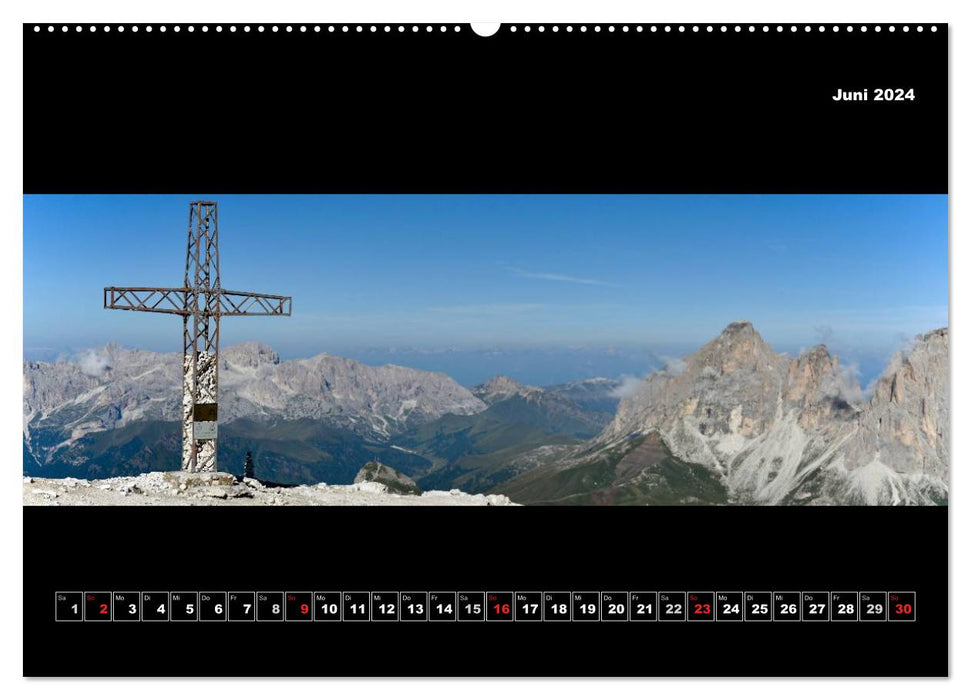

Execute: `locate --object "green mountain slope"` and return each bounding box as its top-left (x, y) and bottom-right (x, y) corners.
top-left (497, 433), bottom-right (729, 506)
top-left (397, 402), bottom-right (582, 493)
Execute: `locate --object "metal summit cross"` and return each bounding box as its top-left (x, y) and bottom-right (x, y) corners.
top-left (104, 201), bottom-right (292, 473)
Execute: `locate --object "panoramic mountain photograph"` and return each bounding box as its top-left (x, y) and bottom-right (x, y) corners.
top-left (23, 195), bottom-right (948, 506)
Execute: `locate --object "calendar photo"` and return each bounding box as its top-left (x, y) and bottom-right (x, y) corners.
top-left (23, 194), bottom-right (947, 507)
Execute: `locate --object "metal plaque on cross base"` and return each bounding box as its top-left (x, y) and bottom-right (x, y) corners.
top-left (194, 422), bottom-right (218, 440)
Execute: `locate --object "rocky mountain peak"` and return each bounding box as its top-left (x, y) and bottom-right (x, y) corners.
top-left (920, 327), bottom-right (948, 343)
top-left (598, 322), bottom-right (948, 505)
top-left (869, 328), bottom-right (947, 408)
top-left (800, 343), bottom-right (834, 363)
top-left (354, 461), bottom-right (422, 495)
top-left (783, 344), bottom-right (862, 432)
top-left (722, 320), bottom-right (756, 335)
top-left (472, 375), bottom-right (542, 404)
top-left (692, 320), bottom-right (778, 374)
top-left (832, 327), bottom-right (950, 502)
top-left (478, 374), bottom-right (525, 392)
top-left (785, 345), bottom-right (844, 404)
top-left (221, 342), bottom-right (280, 369)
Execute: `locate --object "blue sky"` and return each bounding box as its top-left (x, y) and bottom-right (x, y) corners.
top-left (23, 195), bottom-right (947, 385)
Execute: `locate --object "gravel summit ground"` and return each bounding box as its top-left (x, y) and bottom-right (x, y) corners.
top-left (22, 472), bottom-right (517, 506)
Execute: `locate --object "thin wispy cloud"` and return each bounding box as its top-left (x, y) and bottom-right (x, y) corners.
top-left (610, 374), bottom-right (647, 399)
top-left (426, 303), bottom-right (544, 315)
top-left (502, 265), bottom-right (616, 287)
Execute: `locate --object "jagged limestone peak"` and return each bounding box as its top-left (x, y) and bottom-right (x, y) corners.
top-left (597, 322), bottom-right (948, 505)
top-left (688, 321), bottom-right (779, 375)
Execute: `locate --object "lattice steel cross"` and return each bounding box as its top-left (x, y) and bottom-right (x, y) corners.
top-left (104, 201), bottom-right (292, 472)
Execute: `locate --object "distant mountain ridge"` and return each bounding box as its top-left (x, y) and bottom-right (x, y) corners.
top-left (386, 374), bottom-right (617, 494)
top-left (22, 343), bottom-right (614, 485)
top-left (23, 342), bottom-right (485, 472)
top-left (470, 375), bottom-right (612, 438)
top-left (545, 377), bottom-right (623, 415)
top-left (472, 375), bottom-right (544, 404)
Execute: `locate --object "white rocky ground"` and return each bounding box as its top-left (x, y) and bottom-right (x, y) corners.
top-left (22, 472), bottom-right (517, 506)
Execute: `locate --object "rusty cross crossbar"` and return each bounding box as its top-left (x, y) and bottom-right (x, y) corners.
top-left (219, 290), bottom-right (292, 316)
top-left (103, 201), bottom-right (292, 473)
top-left (104, 287), bottom-right (292, 317)
top-left (104, 287), bottom-right (188, 315)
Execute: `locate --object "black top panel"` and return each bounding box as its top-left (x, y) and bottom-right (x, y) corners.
top-left (23, 24), bottom-right (946, 194)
